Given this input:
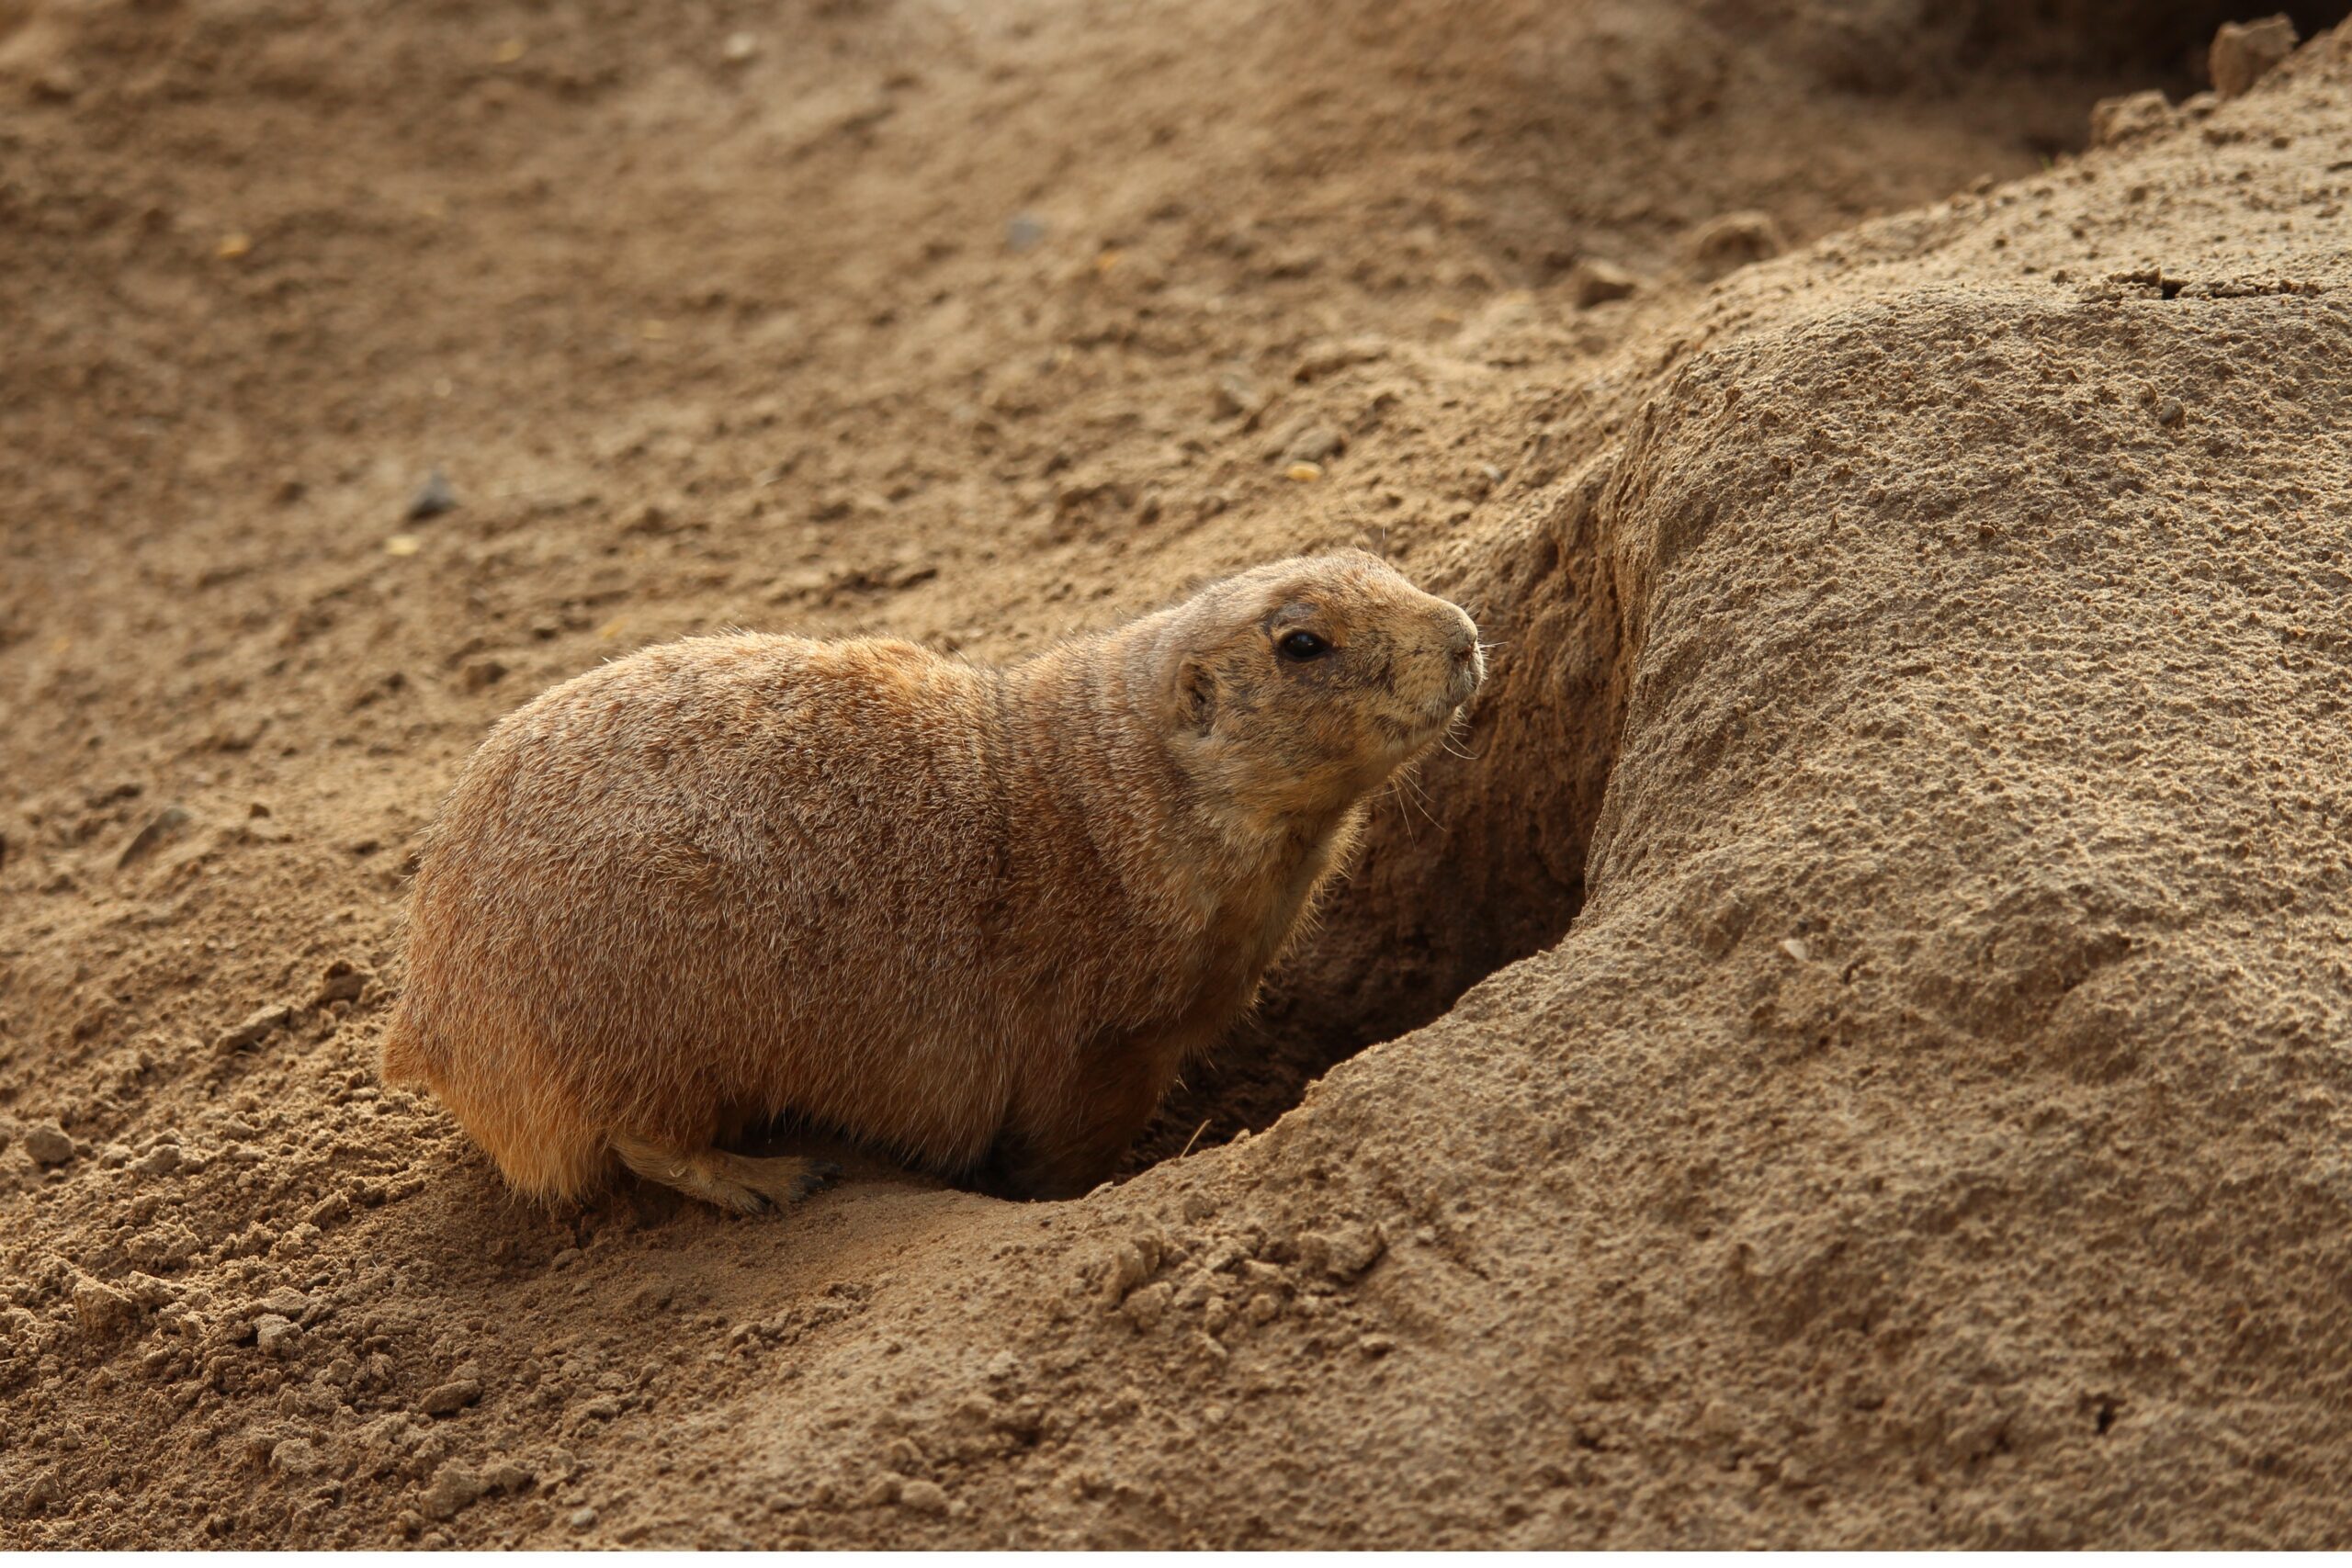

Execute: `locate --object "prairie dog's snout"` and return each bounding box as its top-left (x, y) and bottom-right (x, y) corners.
top-left (1446, 606), bottom-right (1483, 682)
top-left (1374, 601), bottom-right (1480, 734)
top-left (1420, 600), bottom-right (1484, 720)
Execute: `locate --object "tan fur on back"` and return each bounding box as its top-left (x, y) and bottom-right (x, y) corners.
top-left (381, 552), bottom-right (1482, 1203)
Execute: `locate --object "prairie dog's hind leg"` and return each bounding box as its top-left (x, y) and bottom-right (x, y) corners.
top-left (612, 1134), bottom-right (842, 1215)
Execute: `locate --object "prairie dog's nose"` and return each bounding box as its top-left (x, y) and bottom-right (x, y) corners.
top-left (1440, 605), bottom-right (1483, 694)
top-left (1444, 609), bottom-right (1480, 666)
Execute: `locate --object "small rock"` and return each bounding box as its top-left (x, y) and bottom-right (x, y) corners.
top-left (1244, 1292), bottom-right (1282, 1325)
top-left (24, 1122), bottom-right (76, 1166)
top-left (2089, 90), bottom-right (2177, 149)
top-left (422, 1378), bottom-right (483, 1416)
top-left (1118, 1280), bottom-right (1172, 1331)
top-left (1303, 1222), bottom-right (1385, 1280)
top-left (1211, 371), bottom-right (1266, 423)
top-left (721, 31), bottom-right (758, 62)
top-left (1687, 211), bottom-right (1784, 282)
top-left (2211, 15), bottom-right (2297, 98)
top-left (1291, 335), bottom-right (1388, 381)
top-left (407, 469), bottom-right (458, 522)
top-left (1568, 259), bottom-right (1639, 307)
top-left (1281, 424), bottom-right (1346, 466)
top-left (1357, 1334), bottom-right (1396, 1358)
top-left (483, 1461), bottom-right (533, 1495)
top-left (1101, 1237), bottom-right (1160, 1304)
top-left (311, 961), bottom-right (368, 1008)
top-left (214, 1004), bottom-right (292, 1055)
top-left (569, 1507), bottom-right (598, 1531)
top-left (73, 1278), bottom-right (137, 1338)
top-left (351, 1413), bottom-right (414, 1455)
top-left (270, 1438), bottom-right (326, 1477)
top-left (257, 1285), bottom-right (311, 1317)
top-left (1005, 213), bottom-right (1046, 254)
top-left (126, 1223), bottom-right (201, 1269)
top-left (898, 1479), bottom-right (950, 1516)
top-left (254, 1314), bottom-right (300, 1357)
top-left (123, 1272), bottom-right (177, 1308)
top-left (2155, 397), bottom-right (2187, 428)
top-left (117, 806), bottom-right (192, 870)
top-left (420, 1466), bottom-right (485, 1522)
top-left (990, 1399), bottom-right (1046, 1441)
top-left (129, 1144), bottom-right (182, 1179)
top-left (31, 62), bottom-right (82, 101)
top-left (1263, 245), bottom-right (1321, 279)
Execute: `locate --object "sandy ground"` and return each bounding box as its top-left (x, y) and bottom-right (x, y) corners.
top-left (3, 0), bottom-right (2350, 1547)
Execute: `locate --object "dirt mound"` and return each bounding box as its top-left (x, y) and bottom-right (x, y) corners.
top-left (3, 0), bottom-right (2349, 1547)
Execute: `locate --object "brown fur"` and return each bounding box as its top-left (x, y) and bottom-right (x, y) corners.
top-left (380, 552), bottom-right (1483, 1210)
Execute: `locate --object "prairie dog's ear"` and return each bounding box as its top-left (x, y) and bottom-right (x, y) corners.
top-left (1167, 651), bottom-right (1217, 735)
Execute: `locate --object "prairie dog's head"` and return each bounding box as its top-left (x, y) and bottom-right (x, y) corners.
top-left (1146, 551), bottom-right (1482, 825)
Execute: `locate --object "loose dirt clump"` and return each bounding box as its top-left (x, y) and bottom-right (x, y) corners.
top-left (4, 0), bottom-right (2351, 1548)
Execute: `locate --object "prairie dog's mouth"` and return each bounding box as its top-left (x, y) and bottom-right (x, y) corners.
top-left (1433, 650), bottom-right (1482, 716)
top-left (1401, 697), bottom-right (1473, 753)
top-left (1416, 697), bottom-right (1467, 730)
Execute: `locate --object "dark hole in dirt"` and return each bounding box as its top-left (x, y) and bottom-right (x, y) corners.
top-left (1724, 0), bottom-right (2347, 161)
top-left (1118, 829), bottom-right (1590, 1178)
top-left (1953, 1), bottom-right (2346, 84)
top-left (1782, 0), bottom-right (2348, 95)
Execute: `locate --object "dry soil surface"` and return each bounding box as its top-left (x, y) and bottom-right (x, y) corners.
top-left (4, 0), bottom-right (2350, 1548)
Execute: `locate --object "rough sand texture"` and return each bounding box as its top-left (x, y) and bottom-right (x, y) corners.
top-left (3, 0), bottom-right (2350, 1548)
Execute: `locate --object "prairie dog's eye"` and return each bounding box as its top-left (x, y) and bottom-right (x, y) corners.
top-left (1278, 629), bottom-right (1329, 661)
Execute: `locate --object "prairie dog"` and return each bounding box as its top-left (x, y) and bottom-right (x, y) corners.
top-left (381, 552), bottom-right (1483, 1211)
